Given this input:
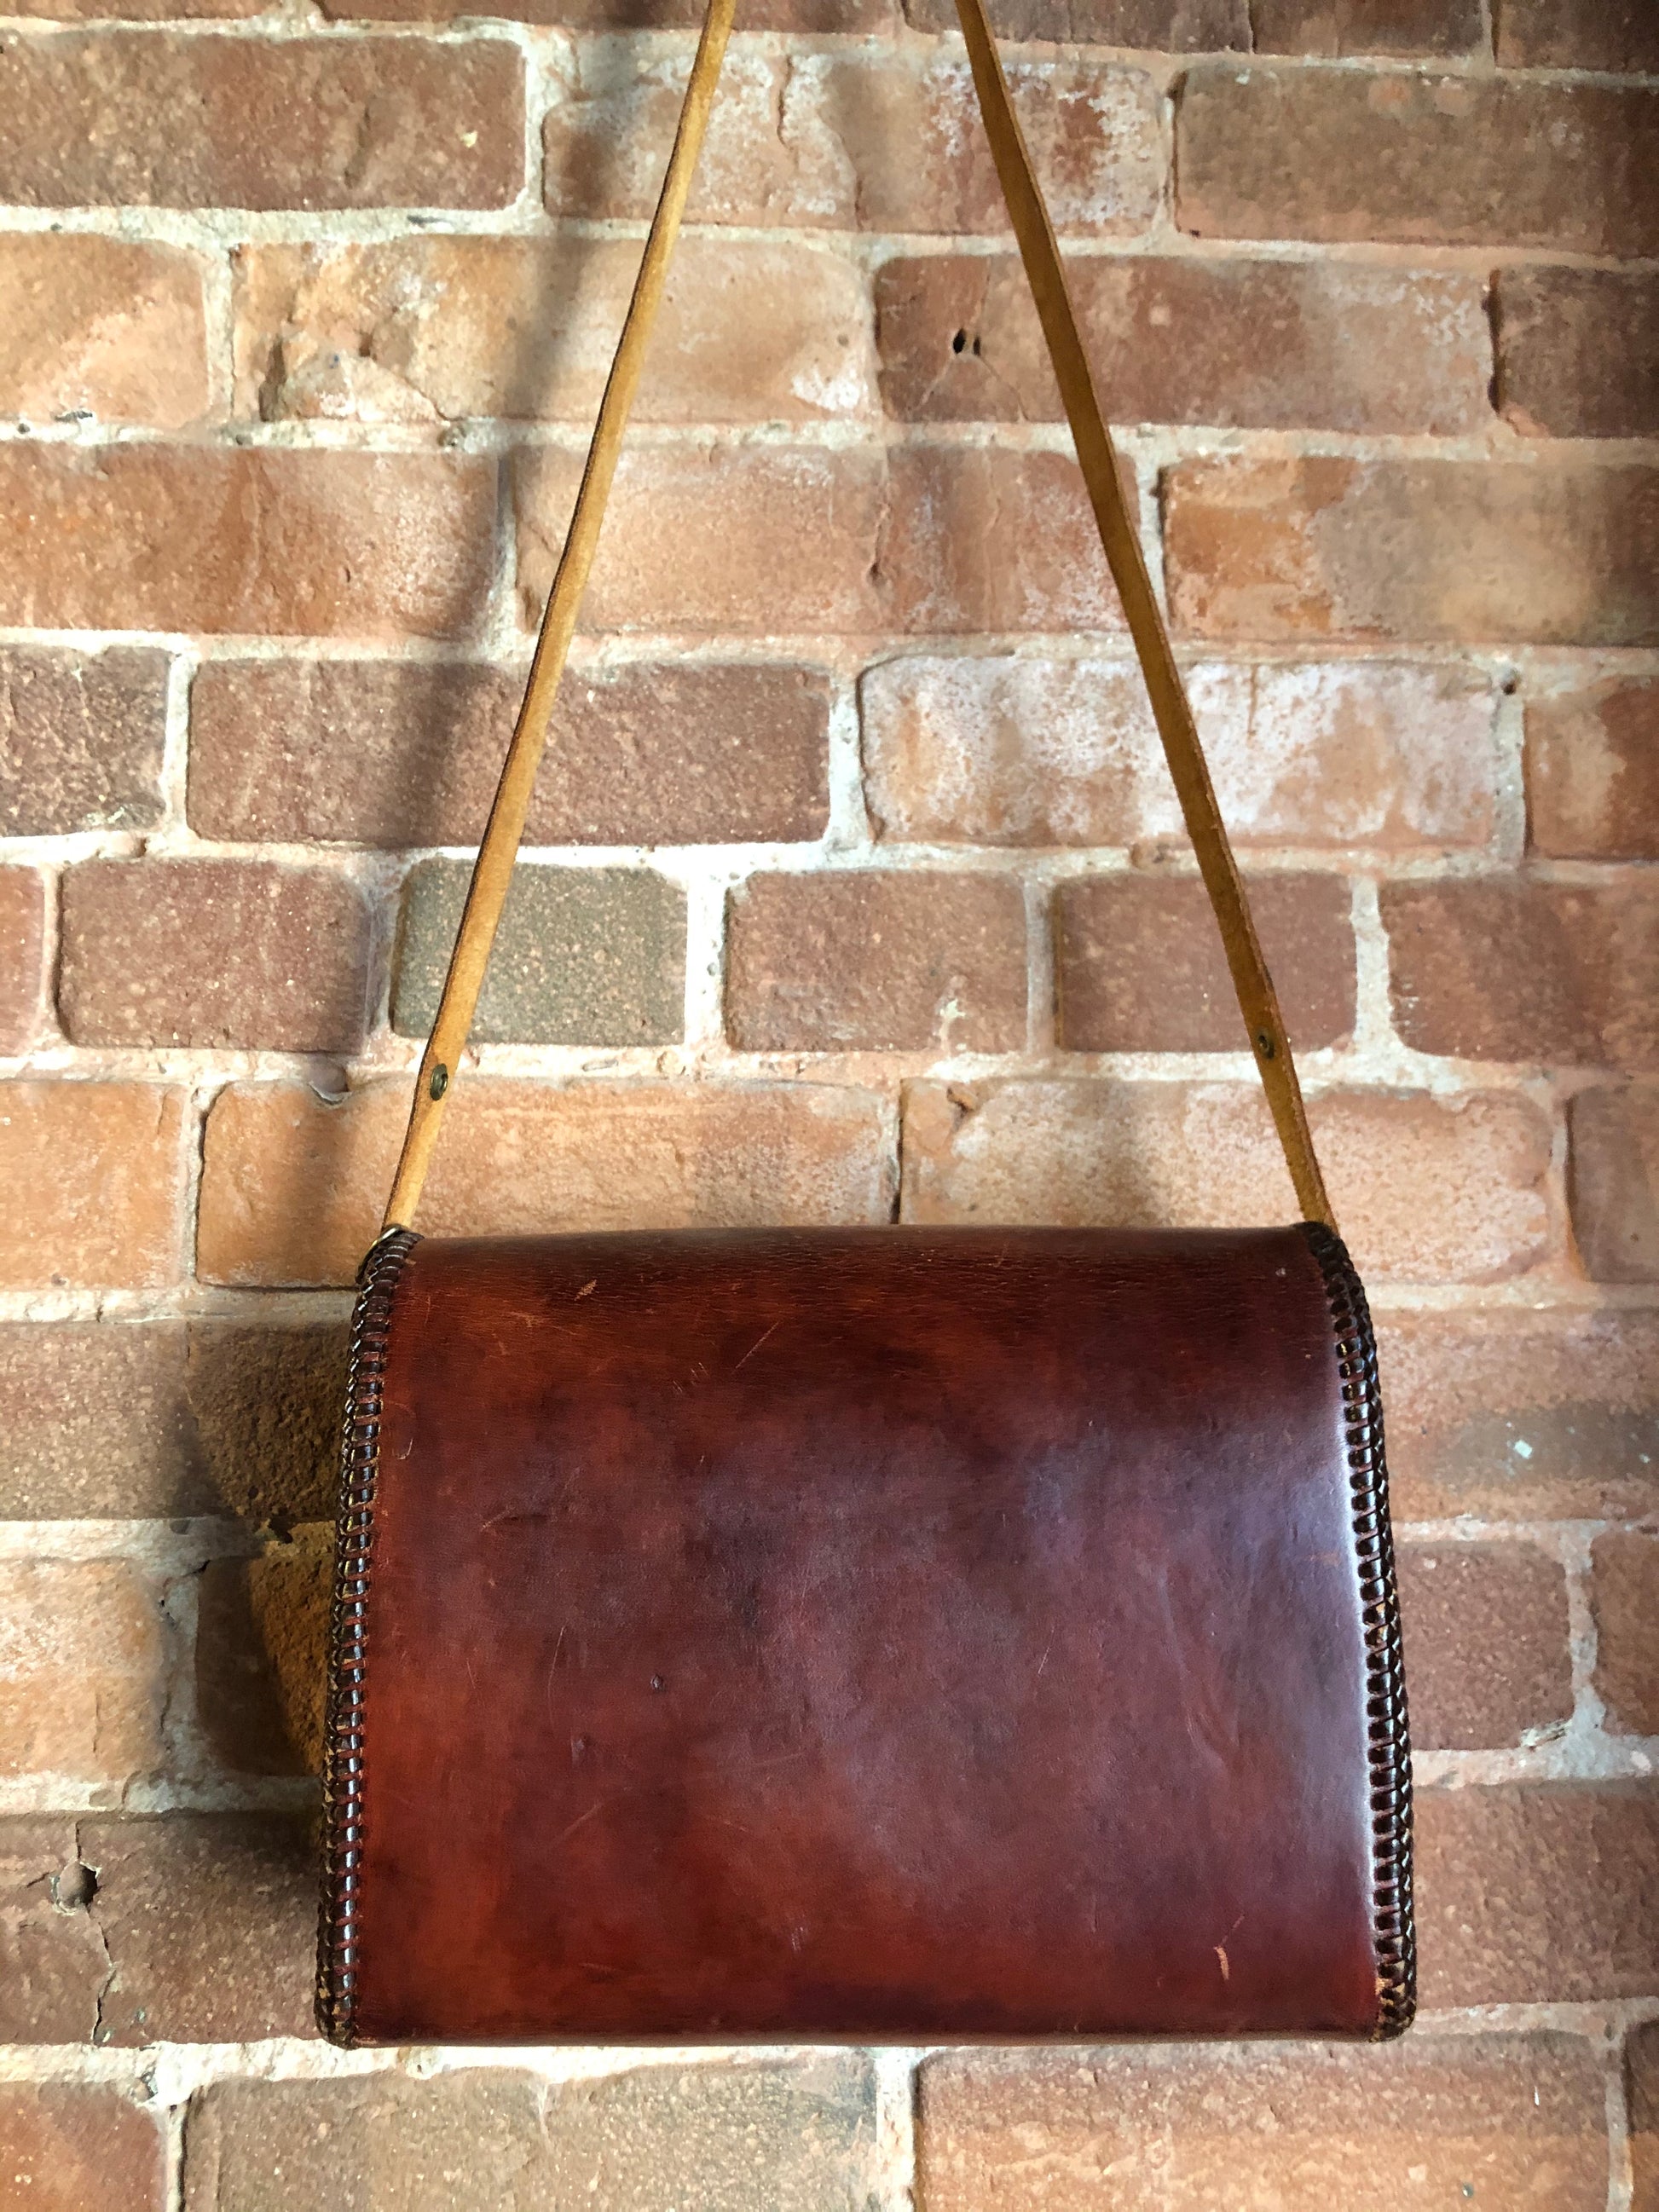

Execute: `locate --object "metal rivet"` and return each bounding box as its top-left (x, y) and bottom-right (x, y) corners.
top-left (429, 1063), bottom-right (449, 1100)
top-left (1255, 1030), bottom-right (1275, 1060)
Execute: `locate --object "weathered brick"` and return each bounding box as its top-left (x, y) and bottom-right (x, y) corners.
top-left (1495, 0), bottom-right (1659, 71)
top-left (1250, 0), bottom-right (1484, 52)
top-left (860, 656), bottom-right (1498, 852)
top-left (79, 1814), bottom-right (315, 2044)
top-left (1592, 1531), bottom-right (1659, 1738)
top-left (1382, 879), bottom-right (1659, 1071)
top-left (1496, 270), bottom-right (1659, 442)
top-left (0, 1821), bottom-right (113, 2041)
top-left (198, 1078), bottom-right (896, 1286)
top-left (516, 445), bottom-right (884, 637)
top-left (917, 2034), bottom-right (1608, 2212)
top-left (1376, 1308), bottom-right (1659, 1522)
top-left (1176, 65), bottom-right (1659, 257)
top-left (9, 0), bottom-right (260, 15)
top-left (1632, 2020), bottom-right (1659, 2212)
top-left (1529, 680), bottom-right (1659, 863)
top-left (1054, 873), bottom-right (1355, 1053)
top-left (880, 447), bottom-right (1126, 635)
top-left (1415, 1781), bottom-right (1659, 2006)
top-left (516, 443), bottom-right (1122, 637)
top-left (545, 47), bottom-right (1162, 235)
top-left (901, 1079), bottom-right (1552, 1284)
top-left (726, 870), bottom-right (1026, 1054)
top-left (182, 2055), bottom-right (877, 2212)
top-left (0, 644), bottom-right (168, 836)
top-left (0, 867), bottom-right (47, 1055)
top-left (196, 1523), bottom-right (331, 1778)
top-left (1395, 1540), bottom-right (1573, 1752)
top-left (902, 0), bottom-right (1246, 40)
top-left (1568, 1083), bottom-right (1659, 1282)
top-left (236, 235), bottom-right (876, 426)
top-left (876, 257), bottom-right (1488, 435)
top-left (0, 444), bottom-right (494, 639)
top-left (0, 2085), bottom-right (165, 2209)
top-left (393, 860), bottom-right (685, 1046)
top-left (0, 1083), bottom-right (188, 1291)
top-left (188, 657), bottom-right (831, 847)
top-left (0, 1322), bottom-right (346, 1522)
top-left (0, 234), bottom-right (207, 429)
top-left (0, 32), bottom-right (523, 209)
top-left (327, 0), bottom-right (884, 22)
top-left (0, 1559), bottom-right (165, 1784)
top-left (61, 858), bottom-right (373, 1054)
top-left (1164, 457), bottom-right (1659, 646)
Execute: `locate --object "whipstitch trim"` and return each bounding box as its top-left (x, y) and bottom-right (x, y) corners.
top-left (1301, 1220), bottom-right (1417, 2040)
top-left (315, 1226), bottom-right (420, 2046)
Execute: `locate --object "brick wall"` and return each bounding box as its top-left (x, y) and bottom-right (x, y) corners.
top-left (2, 0), bottom-right (1657, 2202)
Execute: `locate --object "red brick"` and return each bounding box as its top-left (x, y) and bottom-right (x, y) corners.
top-left (1396, 1540), bottom-right (1573, 1752)
top-left (393, 862), bottom-right (685, 1047)
top-left (0, 234), bottom-right (207, 429)
top-left (0, 644), bottom-right (168, 835)
top-left (1496, 0), bottom-right (1659, 70)
top-left (0, 1083), bottom-right (188, 1291)
top-left (332, 0), bottom-right (886, 24)
top-left (1176, 65), bottom-right (1659, 257)
top-left (860, 656), bottom-right (1498, 852)
top-left (0, 1322), bottom-right (347, 1522)
top-left (1496, 270), bottom-right (1659, 442)
top-left (198, 1078), bottom-right (896, 1286)
top-left (725, 871), bottom-right (1026, 1053)
top-left (917, 2035), bottom-right (1609, 2212)
top-left (0, 1822), bottom-right (111, 2041)
top-left (1632, 2020), bottom-right (1659, 2212)
top-left (1415, 1781), bottom-right (1659, 2006)
top-left (0, 32), bottom-right (523, 209)
top-left (188, 657), bottom-right (830, 846)
top-left (236, 235), bottom-right (876, 426)
top-left (1569, 1083), bottom-right (1659, 1281)
top-left (515, 444), bottom-right (885, 637)
top-left (1250, 0), bottom-right (1483, 52)
top-left (181, 2058), bottom-right (877, 2212)
top-left (901, 1080), bottom-right (1552, 1283)
top-left (81, 1815), bottom-right (315, 2043)
top-left (1528, 680), bottom-right (1659, 862)
top-left (544, 48), bottom-right (1162, 235)
top-left (514, 444), bottom-right (1123, 637)
top-left (0, 868), bottom-right (47, 1056)
top-left (1592, 1532), bottom-right (1659, 1737)
top-left (0, 444), bottom-right (494, 639)
top-left (902, 0), bottom-right (1246, 39)
top-left (1164, 456), bottom-right (1659, 646)
top-left (60, 858), bottom-right (373, 1054)
top-left (1055, 873), bottom-right (1355, 1053)
top-left (876, 256), bottom-right (1488, 436)
top-left (1375, 1308), bottom-right (1659, 1522)
top-left (1382, 879), bottom-right (1659, 1071)
top-left (0, 2086), bottom-right (165, 2209)
top-left (196, 1522), bottom-right (331, 1777)
top-left (878, 447), bottom-right (1126, 635)
top-left (0, 1559), bottom-right (165, 1785)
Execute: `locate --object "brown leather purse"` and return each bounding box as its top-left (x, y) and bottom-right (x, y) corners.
top-left (316, 0), bottom-right (1414, 2047)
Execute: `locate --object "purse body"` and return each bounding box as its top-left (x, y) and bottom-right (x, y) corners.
top-left (319, 1219), bottom-right (1413, 2046)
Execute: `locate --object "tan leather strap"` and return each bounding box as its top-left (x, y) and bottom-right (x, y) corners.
top-left (383, 0), bottom-right (1336, 1236)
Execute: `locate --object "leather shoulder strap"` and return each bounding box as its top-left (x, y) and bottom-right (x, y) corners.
top-left (380, 0), bottom-right (1336, 1235)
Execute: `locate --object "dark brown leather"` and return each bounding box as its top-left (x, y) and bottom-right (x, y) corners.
top-left (319, 1222), bottom-right (1413, 2046)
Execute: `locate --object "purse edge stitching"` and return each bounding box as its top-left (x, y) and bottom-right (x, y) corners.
top-left (1299, 1219), bottom-right (1418, 2041)
top-left (315, 1225), bottom-right (421, 2047)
